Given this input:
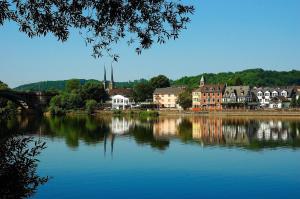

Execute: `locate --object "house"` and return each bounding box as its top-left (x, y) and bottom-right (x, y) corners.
top-left (192, 76), bottom-right (225, 111)
top-left (109, 88), bottom-right (134, 110)
top-left (296, 86), bottom-right (300, 100)
top-left (153, 87), bottom-right (185, 109)
top-left (222, 86), bottom-right (255, 109)
top-left (252, 87), bottom-right (294, 108)
top-left (269, 96), bottom-right (290, 109)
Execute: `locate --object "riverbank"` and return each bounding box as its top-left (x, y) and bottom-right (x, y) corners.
top-left (43, 109), bottom-right (300, 117)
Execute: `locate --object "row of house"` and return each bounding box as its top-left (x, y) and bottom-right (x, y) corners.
top-left (104, 67), bottom-right (299, 110)
top-left (152, 76), bottom-right (299, 110)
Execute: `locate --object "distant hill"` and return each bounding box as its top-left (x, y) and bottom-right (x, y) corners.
top-left (13, 68), bottom-right (300, 91)
top-left (14, 79), bottom-right (148, 92)
top-left (172, 68), bottom-right (300, 88)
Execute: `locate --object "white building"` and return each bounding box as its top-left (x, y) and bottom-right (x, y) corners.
top-left (253, 87), bottom-right (294, 108)
top-left (111, 95), bottom-right (134, 110)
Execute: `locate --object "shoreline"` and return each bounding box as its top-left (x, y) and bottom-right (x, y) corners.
top-left (42, 109), bottom-right (300, 118)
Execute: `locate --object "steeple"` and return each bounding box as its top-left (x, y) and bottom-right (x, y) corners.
top-left (109, 63), bottom-right (115, 90)
top-left (103, 65), bottom-right (107, 90)
top-left (111, 64), bottom-right (114, 83)
top-left (200, 76), bottom-right (205, 87)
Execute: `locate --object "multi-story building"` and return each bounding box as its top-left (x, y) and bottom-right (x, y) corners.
top-left (192, 76), bottom-right (225, 111)
top-left (222, 86), bottom-right (254, 108)
top-left (153, 87), bottom-right (185, 109)
top-left (252, 87), bottom-right (294, 108)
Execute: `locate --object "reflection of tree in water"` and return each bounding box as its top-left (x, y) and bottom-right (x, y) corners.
top-left (129, 123), bottom-right (169, 151)
top-left (0, 119), bottom-right (49, 198)
top-left (45, 116), bottom-right (110, 148)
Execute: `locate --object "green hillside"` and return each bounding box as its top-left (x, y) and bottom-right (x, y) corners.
top-left (14, 79), bottom-right (148, 92)
top-left (172, 68), bottom-right (300, 88)
top-left (13, 68), bottom-right (300, 91)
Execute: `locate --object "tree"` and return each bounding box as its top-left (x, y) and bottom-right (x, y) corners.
top-left (0, 1), bottom-right (194, 59)
top-left (234, 77), bottom-right (243, 86)
top-left (0, 81), bottom-right (8, 90)
top-left (85, 100), bottom-right (97, 114)
top-left (81, 81), bottom-right (108, 102)
top-left (65, 79), bottom-right (81, 92)
top-left (133, 82), bottom-right (154, 102)
top-left (290, 96), bottom-right (297, 108)
top-left (177, 91), bottom-right (192, 110)
top-left (0, 137), bottom-right (48, 198)
top-left (150, 75), bottom-right (170, 89)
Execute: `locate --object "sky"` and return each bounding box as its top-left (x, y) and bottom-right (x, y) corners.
top-left (0, 0), bottom-right (299, 88)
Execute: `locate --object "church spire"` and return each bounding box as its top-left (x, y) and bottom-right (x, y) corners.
top-left (109, 63), bottom-right (115, 90)
top-left (200, 75), bottom-right (205, 87)
top-left (111, 63), bottom-right (114, 83)
top-left (103, 65), bottom-right (107, 90)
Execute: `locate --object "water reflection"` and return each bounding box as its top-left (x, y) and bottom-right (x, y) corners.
top-left (2, 115), bottom-right (300, 151)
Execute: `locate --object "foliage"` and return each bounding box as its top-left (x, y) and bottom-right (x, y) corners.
top-left (49, 92), bottom-right (82, 115)
top-left (0, 0), bottom-right (194, 58)
top-left (173, 68), bottom-right (300, 88)
top-left (0, 136), bottom-right (48, 198)
top-left (150, 75), bottom-right (170, 89)
top-left (132, 82), bottom-right (154, 102)
top-left (0, 80), bottom-right (8, 90)
top-left (81, 81), bottom-right (108, 102)
top-left (85, 100), bottom-right (97, 114)
top-left (177, 91), bottom-right (192, 110)
top-left (65, 79), bottom-right (81, 92)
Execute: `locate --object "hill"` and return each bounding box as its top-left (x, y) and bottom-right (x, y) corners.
top-left (13, 68), bottom-right (300, 91)
top-left (172, 68), bottom-right (300, 88)
top-left (14, 79), bottom-right (148, 92)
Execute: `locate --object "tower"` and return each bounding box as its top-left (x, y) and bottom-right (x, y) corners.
top-left (109, 64), bottom-right (115, 90)
top-left (200, 76), bottom-right (205, 87)
top-left (103, 65), bottom-right (108, 90)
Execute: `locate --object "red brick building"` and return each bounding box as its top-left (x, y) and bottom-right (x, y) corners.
top-left (192, 76), bottom-right (225, 111)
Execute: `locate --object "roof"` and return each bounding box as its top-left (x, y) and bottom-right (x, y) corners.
top-left (108, 88), bottom-right (133, 97)
top-left (223, 86), bottom-right (250, 97)
top-left (153, 87), bottom-right (185, 95)
top-left (199, 84), bottom-right (225, 93)
top-left (252, 87), bottom-right (295, 97)
top-left (270, 96), bottom-right (289, 103)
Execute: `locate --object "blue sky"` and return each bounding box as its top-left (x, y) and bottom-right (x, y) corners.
top-left (0, 0), bottom-right (299, 88)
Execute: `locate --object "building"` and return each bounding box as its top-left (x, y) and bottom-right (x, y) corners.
top-left (222, 86), bottom-right (254, 109)
top-left (192, 76), bottom-right (225, 111)
top-left (296, 86), bottom-right (300, 100)
top-left (103, 64), bottom-right (115, 90)
top-left (109, 88), bottom-right (134, 110)
top-left (269, 96), bottom-right (290, 109)
top-left (153, 87), bottom-right (185, 109)
top-left (253, 87), bottom-right (294, 108)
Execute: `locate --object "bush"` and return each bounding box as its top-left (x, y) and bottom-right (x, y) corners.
top-left (85, 100), bottom-right (97, 114)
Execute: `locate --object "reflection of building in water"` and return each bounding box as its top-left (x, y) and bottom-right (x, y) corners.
top-left (110, 117), bottom-right (133, 135)
top-left (256, 121), bottom-right (289, 141)
top-left (192, 117), bottom-right (224, 144)
top-left (153, 118), bottom-right (182, 138)
top-left (222, 122), bottom-right (250, 145)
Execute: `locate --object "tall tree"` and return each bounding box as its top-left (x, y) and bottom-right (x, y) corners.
top-left (65, 79), bottom-right (81, 92)
top-left (177, 91), bottom-right (192, 110)
top-left (0, 1), bottom-right (194, 59)
top-left (133, 82), bottom-right (153, 102)
top-left (150, 75), bottom-right (170, 89)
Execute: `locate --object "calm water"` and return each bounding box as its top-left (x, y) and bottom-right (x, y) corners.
top-left (2, 115), bottom-right (300, 199)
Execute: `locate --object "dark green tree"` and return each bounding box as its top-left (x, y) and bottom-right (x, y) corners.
top-left (65, 79), bottom-right (81, 92)
top-left (234, 77), bottom-right (243, 86)
top-left (0, 1), bottom-right (194, 58)
top-left (290, 96), bottom-right (297, 108)
top-left (81, 81), bottom-right (108, 103)
top-left (85, 100), bottom-right (97, 114)
top-left (0, 81), bottom-right (8, 90)
top-left (177, 91), bottom-right (192, 110)
top-left (150, 75), bottom-right (170, 89)
top-left (133, 82), bottom-right (154, 102)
